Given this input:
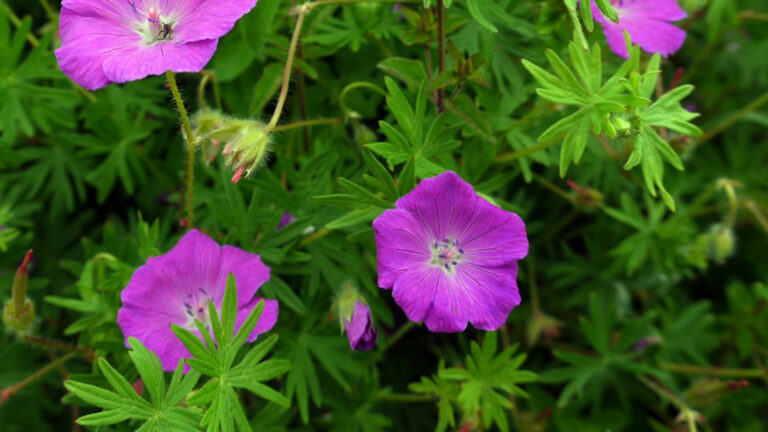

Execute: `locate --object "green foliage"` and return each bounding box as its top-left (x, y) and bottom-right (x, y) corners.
top-left (66, 338), bottom-right (202, 431)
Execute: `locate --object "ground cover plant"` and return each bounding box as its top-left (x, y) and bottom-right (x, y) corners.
top-left (0, 0), bottom-right (767, 430)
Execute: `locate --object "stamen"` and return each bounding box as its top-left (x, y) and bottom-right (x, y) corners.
top-left (148, 7), bottom-right (159, 22)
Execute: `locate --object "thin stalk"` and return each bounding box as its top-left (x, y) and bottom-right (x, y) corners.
top-left (384, 321), bottom-right (416, 352)
top-left (744, 200), bottom-right (768, 233)
top-left (339, 82), bottom-right (387, 118)
top-left (38, 0), bottom-right (57, 23)
top-left (272, 117), bottom-right (344, 132)
top-left (638, 376), bottom-right (700, 432)
top-left (165, 71), bottom-right (196, 227)
top-left (494, 138), bottom-right (560, 163)
top-left (532, 173), bottom-right (576, 204)
top-left (267, 6), bottom-right (308, 130)
top-left (198, 73), bottom-right (211, 113)
top-left (376, 392), bottom-right (436, 402)
top-left (308, 0), bottom-right (412, 7)
top-left (299, 227), bottom-right (331, 247)
top-left (526, 260), bottom-right (540, 316)
top-left (695, 90), bottom-right (768, 147)
top-left (0, 352), bottom-right (77, 406)
top-left (739, 10), bottom-right (768, 21)
top-left (436, 0), bottom-right (446, 112)
top-left (21, 335), bottom-right (95, 360)
top-left (659, 363), bottom-right (767, 379)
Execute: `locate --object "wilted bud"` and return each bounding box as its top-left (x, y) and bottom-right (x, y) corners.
top-left (687, 378), bottom-right (749, 408)
top-left (567, 180), bottom-right (603, 209)
top-left (3, 250), bottom-right (35, 333)
top-left (337, 282), bottom-right (378, 351)
top-left (526, 312), bottom-right (561, 346)
top-left (192, 111), bottom-right (272, 183)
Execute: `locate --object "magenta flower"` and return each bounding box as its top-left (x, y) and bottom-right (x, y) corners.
top-left (591, 0), bottom-right (687, 59)
top-left (117, 229), bottom-right (278, 371)
top-left (373, 171), bottom-right (528, 333)
top-left (343, 302), bottom-right (378, 351)
top-left (278, 212), bottom-right (296, 229)
top-left (55, 0), bottom-right (257, 90)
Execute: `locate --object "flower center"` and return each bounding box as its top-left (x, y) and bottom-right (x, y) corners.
top-left (132, 3), bottom-right (176, 45)
top-left (429, 238), bottom-right (464, 274)
top-left (183, 288), bottom-right (214, 331)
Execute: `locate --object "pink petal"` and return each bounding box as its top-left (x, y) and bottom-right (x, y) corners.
top-left (373, 209), bottom-right (432, 288)
top-left (101, 39), bottom-right (218, 85)
top-left (455, 263), bottom-right (521, 331)
top-left (220, 245), bottom-right (271, 307)
top-left (235, 297), bottom-right (279, 343)
top-left (392, 266), bottom-right (443, 323)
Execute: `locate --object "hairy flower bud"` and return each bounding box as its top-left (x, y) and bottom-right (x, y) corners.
top-left (3, 250), bottom-right (35, 333)
top-left (192, 111), bottom-right (272, 183)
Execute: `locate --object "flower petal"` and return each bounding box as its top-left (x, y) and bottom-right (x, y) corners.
top-left (392, 265), bottom-right (443, 324)
top-left (172, 0), bottom-right (258, 42)
top-left (55, 7), bottom-right (138, 90)
top-left (236, 297), bottom-right (279, 343)
top-left (373, 209), bottom-right (432, 288)
top-left (394, 171), bottom-right (480, 241)
top-left (458, 198), bottom-right (528, 267)
top-left (220, 245), bottom-right (271, 306)
top-left (456, 262), bottom-right (521, 331)
top-left (101, 39), bottom-right (218, 85)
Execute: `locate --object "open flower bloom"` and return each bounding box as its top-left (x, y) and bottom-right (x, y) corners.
top-left (343, 302), bottom-right (378, 351)
top-left (591, 0), bottom-right (687, 59)
top-left (117, 229), bottom-right (278, 371)
top-left (55, 0), bottom-right (257, 90)
top-left (373, 171), bottom-right (528, 333)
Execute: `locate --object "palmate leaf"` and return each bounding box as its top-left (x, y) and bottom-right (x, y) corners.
top-left (65, 338), bottom-right (201, 431)
top-left (0, 8), bottom-right (78, 145)
top-left (439, 333), bottom-right (536, 432)
top-left (172, 274), bottom-right (290, 432)
top-left (540, 294), bottom-right (657, 408)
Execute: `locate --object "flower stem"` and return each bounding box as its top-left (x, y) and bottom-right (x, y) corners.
top-left (165, 71), bottom-right (196, 228)
top-left (272, 117), bottom-right (344, 132)
top-left (339, 82), bottom-right (387, 118)
top-left (267, 5), bottom-right (309, 131)
top-left (659, 362), bottom-right (767, 378)
top-left (637, 376), bottom-right (700, 432)
top-left (384, 321), bottom-right (417, 351)
top-left (0, 352), bottom-right (77, 407)
top-left (21, 335), bottom-right (95, 361)
top-left (298, 227), bottom-right (331, 247)
top-left (493, 138), bottom-right (560, 163)
top-left (436, 0), bottom-right (446, 113)
top-left (694, 90), bottom-right (768, 147)
top-left (376, 392), bottom-right (436, 402)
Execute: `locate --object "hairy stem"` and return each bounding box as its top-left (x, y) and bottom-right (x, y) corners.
top-left (267, 6), bottom-right (308, 130)
top-left (166, 71), bottom-right (196, 227)
top-left (21, 335), bottom-right (95, 360)
top-left (659, 362), bottom-right (766, 378)
top-left (494, 138), bottom-right (560, 163)
top-left (695, 90), bottom-right (768, 146)
top-left (273, 117), bottom-right (344, 132)
top-left (376, 392), bottom-right (436, 402)
top-left (436, 0), bottom-right (446, 112)
top-left (0, 352), bottom-right (77, 406)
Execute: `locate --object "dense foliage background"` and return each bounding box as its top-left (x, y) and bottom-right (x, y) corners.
top-left (1, 0), bottom-right (767, 430)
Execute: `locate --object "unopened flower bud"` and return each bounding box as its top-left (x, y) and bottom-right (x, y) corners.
top-left (711, 226), bottom-right (735, 263)
top-left (3, 250), bottom-right (35, 333)
top-left (337, 282), bottom-right (378, 351)
top-left (610, 115), bottom-right (634, 136)
top-left (221, 122), bottom-right (271, 183)
top-left (686, 378), bottom-right (749, 408)
top-left (192, 111), bottom-right (272, 182)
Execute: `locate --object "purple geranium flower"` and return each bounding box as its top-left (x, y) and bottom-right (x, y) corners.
top-left (373, 171), bottom-right (528, 333)
top-left (343, 302), bottom-right (378, 351)
top-left (55, 0), bottom-right (257, 90)
top-left (117, 229), bottom-right (278, 371)
top-left (591, 0), bottom-right (687, 59)
top-left (277, 212), bottom-right (296, 230)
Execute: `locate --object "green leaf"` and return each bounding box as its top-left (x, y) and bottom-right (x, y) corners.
top-left (467, 0), bottom-right (498, 33)
top-left (128, 337), bottom-right (165, 409)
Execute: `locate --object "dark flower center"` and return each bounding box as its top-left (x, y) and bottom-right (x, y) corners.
top-left (183, 287), bottom-right (214, 330)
